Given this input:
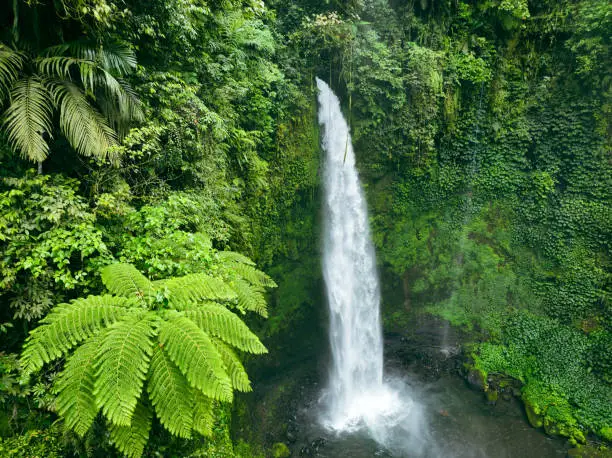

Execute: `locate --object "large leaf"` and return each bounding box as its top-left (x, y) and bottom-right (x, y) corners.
top-left (3, 77), bottom-right (53, 162)
top-left (185, 303), bottom-right (267, 354)
top-left (20, 295), bottom-right (132, 376)
top-left (158, 314), bottom-right (233, 402)
top-left (147, 346), bottom-right (194, 438)
top-left (52, 81), bottom-right (117, 160)
top-left (101, 263), bottom-right (155, 300)
top-left (0, 44), bottom-right (24, 100)
top-left (94, 313), bottom-right (156, 426)
top-left (162, 273), bottom-right (237, 309)
top-left (54, 334), bottom-right (103, 436)
top-left (192, 389), bottom-right (214, 437)
top-left (108, 400), bottom-right (153, 458)
top-left (213, 338), bottom-right (252, 392)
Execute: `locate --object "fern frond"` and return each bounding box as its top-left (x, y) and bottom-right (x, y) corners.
top-left (37, 56), bottom-right (98, 91)
top-left (108, 400), bottom-right (152, 458)
top-left (20, 295), bottom-right (132, 376)
top-left (0, 44), bottom-right (24, 100)
top-left (147, 346), bottom-right (194, 438)
top-left (161, 273), bottom-right (237, 309)
top-left (3, 77), bottom-right (53, 162)
top-left (228, 262), bottom-right (277, 288)
top-left (232, 279), bottom-right (268, 317)
top-left (158, 314), bottom-right (233, 402)
top-left (216, 250), bottom-right (256, 266)
top-left (185, 303), bottom-right (267, 354)
top-left (94, 313), bottom-right (156, 426)
top-left (192, 390), bottom-right (214, 437)
top-left (54, 334), bottom-right (103, 436)
top-left (213, 338), bottom-right (251, 392)
top-left (51, 81), bottom-right (117, 160)
top-left (101, 263), bottom-right (155, 300)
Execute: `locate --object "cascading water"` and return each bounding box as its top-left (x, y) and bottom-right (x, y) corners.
top-left (317, 77), bottom-right (426, 453)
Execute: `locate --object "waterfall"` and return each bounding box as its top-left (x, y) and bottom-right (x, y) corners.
top-left (317, 77), bottom-right (385, 430)
top-left (316, 78), bottom-right (427, 454)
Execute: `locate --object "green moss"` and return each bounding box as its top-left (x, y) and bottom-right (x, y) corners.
top-left (271, 442), bottom-right (291, 458)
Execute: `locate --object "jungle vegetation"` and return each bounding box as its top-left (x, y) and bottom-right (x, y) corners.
top-left (0, 0), bottom-right (610, 456)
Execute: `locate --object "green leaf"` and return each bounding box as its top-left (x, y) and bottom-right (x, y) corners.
top-left (108, 400), bottom-right (153, 458)
top-left (94, 313), bottom-right (156, 426)
top-left (158, 314), bottom-right (232, 402)
top-left (192, 389), bottom-right (214, 437)
top-left (213, 338), bottom-right (252, 392)
top-left (147, 345), bottom-right (194, 438)
top-left (21, 295), bottom-right (132, 376)
top-left (185, 303), bottom-right (267, 354)
top-left (54, 334), bottom-right (103, 436)
top-left (101, 263), bottom-right (155, 300)
top-left (162, 273), bottom-right (237, 309)
top-left (0, 44), bottom-right (24, 100)
top-left (3, 77), bottom-right (53, 162)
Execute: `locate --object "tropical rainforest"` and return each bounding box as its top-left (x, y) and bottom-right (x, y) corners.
top-left (0, 0), bottom-right (610, 457)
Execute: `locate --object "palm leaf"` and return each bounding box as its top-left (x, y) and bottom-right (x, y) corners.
top-left (192, 390), bottom-right (214, 437)
top-left (184, 303), bottom-right (267, 354)
top-left (147, 346), bottom-right (194, 438)
top-left (94, 313), bottom-right (156, 426)
top-left (101, 263), bottom-right (155, 300)
top-left (158, 314), bottom-right (233, 402)
top-left (3, 77), bottom-right (53, 162)
top-left (51, 80), bottom-right (117, 160)
top-left (43, 41), bottom-right (136, 76)
top-left (108, 400), bottom-right (153, 458)
top-left (213, 338), bottom-right (252, 392)
top-left (54, 334), bottom-right (103, 436)
top-left (20, 295), bottom-right (132, 376)
top-left (0, 44), bottom-right (24, 100)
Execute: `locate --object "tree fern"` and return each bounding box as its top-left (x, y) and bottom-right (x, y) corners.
top-left (216, 250), bottom-right (256, 266)
top-left (21, 295), bottom-right (132, 375)
top-left (192, 390), bottom-right (215, 437)
top-left (101, 263), bottom-right (154, 301)
top-left (161, 272), bottom-right (237, 308)
top-left (225, 261), bottom-right (277, 288)
top-left (20, 260), bottom-right (273, 458)
top-left (213, 338), bottom-right (252, 392)
top-left (147, 345), bottom-right (195, 438)
top-left (108, 401), bottom-right (153, 458)
top-left (158, 314), bottom-right (233, 402)
top-left (94, 313), bottom-right (156, 426)
top-left (54, 335), bottom-right (103, 436)
top-left (185, 303), bottom-right (268, 354)
top-left (232, 279), bottom-right (268, 317)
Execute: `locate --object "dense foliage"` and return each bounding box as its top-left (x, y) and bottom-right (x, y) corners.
top-left (0, 0), bottom-right (609, 455)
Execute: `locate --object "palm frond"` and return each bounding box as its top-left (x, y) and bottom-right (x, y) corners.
top-left (54, 334), bottom-right (103, 436)
top-left (51, 80), bottom-right (117, 160)
top-left (101, 263), bottom-right (155, 300)
top-left (0, 44), bottom-right (24, 100)
top-left (37, 56), bottom-right (98, 91)
top-left (3, 77), bottom-right (53, 162)
top-left (213, 338), bottom-right (251, 392)
top-left (158, 314), bottom-right (233, 402)
top-left (147, 346), bottom-right (194, 438)
top-left (20, 295), bottom-right (132, 376)
top-left (184, 303), bottom-right (267, 354)
top-left (43, 41), bottom-right (136, 76)
top-left (94, 313), bottom-right (156, 426)
top-left (192, 390), bottom-right (214, 437)
top-left (108, 400), bottom-right (153, 458)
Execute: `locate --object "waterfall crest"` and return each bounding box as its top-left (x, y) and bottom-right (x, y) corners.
top-left (317, 78), bottom-right (426, 453)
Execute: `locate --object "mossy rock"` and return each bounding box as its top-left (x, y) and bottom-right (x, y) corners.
top-left (271, 442), bottom-right (291, 458)
top-left (567, 444), bottom-right (610, 458)
top-left (486, 389), bottom-right (499, 404)
top-left (524, 399), bottom-right (543, 429)
top-left (466, 367), bottom-right (488, 391)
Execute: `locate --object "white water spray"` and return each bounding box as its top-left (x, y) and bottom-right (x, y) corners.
top-left (317, 78), bottom-right (426, 452)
